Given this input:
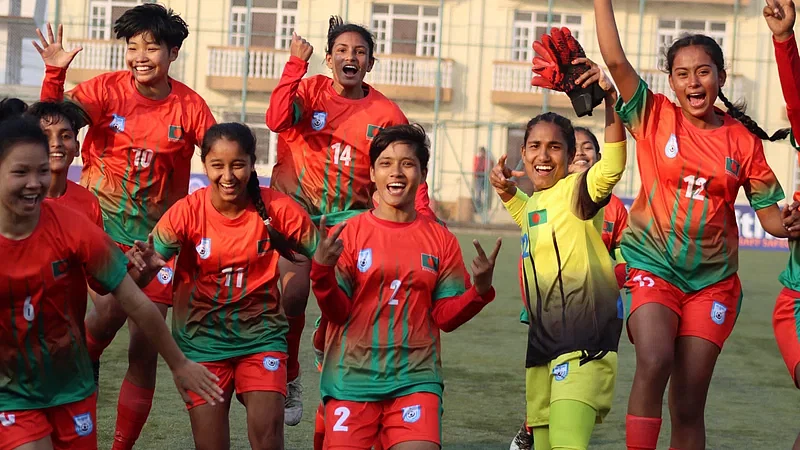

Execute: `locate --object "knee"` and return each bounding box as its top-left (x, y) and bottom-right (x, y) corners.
top-left (250, 419), bottom-right (283, 450)
top-left (635, 346), bottom-right (674, 382)
top-left (283, 288), bottom-right (309, 317)
top-left (670, 397), bottom-right (704, 427)
top-left (127, 331), bottom-right (159, 370)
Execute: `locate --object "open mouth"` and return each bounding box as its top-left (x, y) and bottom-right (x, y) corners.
top-left (50, 152), bottom-right (65, 160)
top-left (342, 64), bottom-right (359, 77)
top-left (687, 92), bottom-right (706, 108)
top-left (534, 164), bottom-right (554, 176)
top-left (20, 193), bottom-right (40, 208)
top-left (220, 181), bottom-right (237, 195)
top-left (386, 182), bottom-right (406, 196)
top-left (134, 65), bottom-right (155, 75)
top-left (571, 159), bottom-right (589, 167)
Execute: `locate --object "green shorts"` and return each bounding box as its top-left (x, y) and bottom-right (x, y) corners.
top-left (525, 350), bottom-right (617, 427)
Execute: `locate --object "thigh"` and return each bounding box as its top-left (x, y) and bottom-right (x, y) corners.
top-left (625, 269), bottom-right (683, 332)
top-left (380, 393), bottom-right (441, 450)
top-left (549, 351), bottom-right (617, 424)
top-left (233, 352), bottom-right (289, 398)
top-left (679, 274), bottom-right (742, 349)
top-left (525, 365), bottom-right (552, 428)
top-left (46, 393), bottom-right (97, 450)
top-left (669, 335), bottom-right (720, 409)
top-left (186, 360), bottom-right (235, 410)
top-left (773, 288), bottom-right (800, 388)
top-left (323, 399), bottom-right (381, 450)
top-left (278, 255), bottom-right (311, 317)
top-left (188, 398), bottom-right (233, 450)
top-left (0, 409), bottom-right (52, 450)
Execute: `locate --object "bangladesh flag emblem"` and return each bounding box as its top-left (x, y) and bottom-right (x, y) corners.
top-left (528, 209), bottom-right (548, 227)
top-left (421, 253), bottom-right (439, 273)
top-left (52, 259), bottom-right (69, 279)
top-left (168, 125), bottom-right (184, 142)
top-left (725, 157), bottom-right (741, 178)
top-left (603, 220), bottom-right (614, 233)
top-left (366, 124), bottom-right (383, 139)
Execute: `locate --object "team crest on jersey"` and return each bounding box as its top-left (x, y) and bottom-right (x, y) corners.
top-left (664, 133), bottom-right (679, 159)
top-left (357, 249), bottom-right (373, 273)
top-left (168, 125), bottom-right (184, 142)
top-left (263, 356), bottom-right (280, 372)
top-left (402, 405), bottom-right (422, 423)
top-left (52, 259), bottom-right (69, 280)
top-left (311, 111), bottom-right (327, 131)
top-left (725, 157), bottom-right (741, 178)
top-left (110, 114), bottom-right (125, 133)
top-left (257, 238), bottom-right (270, 255)
top-left (553, 362), bottom-right (569, 381)
top-left (157, 267), bottom-right (174, 285)
top-left (196, 238), bottom-right (211, 259)
top-left (366, 124), bottom-right (383, 139)
top-left (421, 254), bottom-right (439, 273)
top-left (73, 413), bottom-right (93, 437)
top-left (0, 413), bottom-right (15, 427)
top-left (711, 301), bottom-right (727, 325)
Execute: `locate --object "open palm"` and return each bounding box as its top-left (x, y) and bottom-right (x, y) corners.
top-left (32, 23), bottom-right (82, 68)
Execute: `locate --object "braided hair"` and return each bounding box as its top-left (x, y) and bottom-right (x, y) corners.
top-left (201, 123), bottom-right (299, 262)
top-left (325, 15), bottom-right (375, 61)
top-left (665, 34), bottom-right (790, 142)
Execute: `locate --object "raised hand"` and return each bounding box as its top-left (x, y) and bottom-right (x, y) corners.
top-left (490, 154), bottom-right (525, 195)
top-left (764, 0), bottom-right (796, 42)
top-left (171, 359), bottom-right (225, 407)
top-left (290, 32), bottom-right (314, 62)
top-left (782, 201), bottom-right (800, 237)
top-left (32, 23), bottom-right (82, 69)
top-left (470, 238), bottom-right (502, 295)
top-left (313, 216), bottom-right (346, 266)
top-left (128, 234), bottom-right (166, 275)
top-left (573, 57), bottom-right (617, 102)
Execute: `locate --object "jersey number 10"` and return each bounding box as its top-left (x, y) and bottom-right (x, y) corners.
top-left (331, 143), bottom-right (352, 166)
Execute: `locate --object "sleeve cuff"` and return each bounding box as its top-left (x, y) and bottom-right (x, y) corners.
top-left (310, 258), bottom-right (336, 281)
top-left (503, 187), bottom-right (529, 207)
top-left (773, 32), bottom-right (796, 45)
top-left (477, 285), bottom-right (496, 303)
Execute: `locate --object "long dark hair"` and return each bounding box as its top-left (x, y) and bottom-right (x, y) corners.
top-left (326, 15), bottom-right (376, 61)
top-left (665, 34), bottom-right (790, 141)
top-left (201, 123), bottom-right (298, 262)
top-left (523, 112), bottom-right (577, 161)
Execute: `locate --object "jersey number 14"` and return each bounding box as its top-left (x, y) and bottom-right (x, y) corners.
top-left (331, 143), bottom-right (352, 166)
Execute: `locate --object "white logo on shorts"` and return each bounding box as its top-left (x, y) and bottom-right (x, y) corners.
top-left (157, 267), bottom-right (173, 285)
top-left (711, 301), bottom-right (727, 325)
top-left (553, 362), bottom-right (569, 381)
top-left (665, 133), bottom-right (679, 159)
top-left (263, 356), bottom-right (280, 372)
top-left (0, 413), bottom-right (15, 427)
top-left (73, 413), bottom-right (93, 437)
top-left (402, 405), bottom-right (421, 423)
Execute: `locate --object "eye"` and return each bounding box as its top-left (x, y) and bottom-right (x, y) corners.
top-left (210, 163), bottom-right (223, 169)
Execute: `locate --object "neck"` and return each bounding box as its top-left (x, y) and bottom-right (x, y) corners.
top-left (47, 172), bottom-right (68, 198)
top-left (373, 202), bottom-right (416, 223)
top-left (332, 81), bottom-right (366, 100)
top-left (682, 108), bottom-right (723, 130)
top-left (210, 192), bottom-right (248, 219)
top-left (135, 78), bottom-right (171, 100)
top-left (0, 208), bottom-right (39, 240)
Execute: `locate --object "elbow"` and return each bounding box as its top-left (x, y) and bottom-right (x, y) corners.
top-left (434, 319), bottom-right (457, 333)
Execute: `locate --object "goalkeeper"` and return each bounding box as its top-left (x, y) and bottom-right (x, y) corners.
top-left (497, 27), bottom-right (625, 450)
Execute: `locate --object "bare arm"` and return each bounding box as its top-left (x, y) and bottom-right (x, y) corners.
top-left (593, 0), bottom-right (641, 102)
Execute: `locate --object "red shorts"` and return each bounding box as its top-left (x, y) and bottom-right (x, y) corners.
top-left (0, 393), bottom-right (97, 450)
top-left (773, 287), bottom-right (800, 387)
top-left (323, 392), bottom-right (441, 450)
top-left (185, 351), bottom-right (288, 410)
top-left (626, 269), bottom-right (742, 349)
top-left (117, 242), bottom-right (174, 306)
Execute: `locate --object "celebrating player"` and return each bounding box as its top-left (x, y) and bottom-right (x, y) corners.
top-left (126, 123), bottom-right (317, 450)
top-left (0, 115), bottom-right (222, 450)
top-left (266, 16), bottom-right (436, 424)
top-left (764, 0), bottom-right (800, 448)
top-left (34, 5), bottom-right (216, 448)
top-left (310, 124), bottom-right (500, 450)
top-left (593, 1), bottom-right (800, 448)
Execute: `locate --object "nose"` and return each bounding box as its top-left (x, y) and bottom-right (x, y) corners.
top-left (688, 73), bottom-right (700, 87)
top-left (25, 173), bottom-right (43, 190)
top-left (50, 135), bottom-right (63, 150)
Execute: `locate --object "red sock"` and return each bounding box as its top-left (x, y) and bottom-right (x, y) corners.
top-left (112, 379), bottom-right (154, 450)
top-left (313, 317), bottom-right (328, 351)
top-left (85, 324), bottom-right (114, 361)
top-left (286, 313), bottom-right (305, 382)
top-left (626, 414), bottom-right (661, 450)
top-left (313, 403), bottom-right (325, 450)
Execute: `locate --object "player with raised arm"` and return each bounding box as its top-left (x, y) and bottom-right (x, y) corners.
top-left (310, 124), bottom-right (499, 450)
top-left (266, 16), bottom-right (437, 424)
top-left (0, 116), bottom-right (222, 450)
top-left (33, 5), bottom-right (216, 448)
top-left (594, 1), bottom-right (800, 448)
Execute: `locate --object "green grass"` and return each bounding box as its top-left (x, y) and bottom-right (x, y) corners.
top-left (95, 232), bottom-right (800, 449)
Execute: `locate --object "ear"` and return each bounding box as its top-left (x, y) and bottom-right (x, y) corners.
top-left (718, 68), bottom-right (727, 89)
top-left (325, 53), bottom-right (334, 70)
top-left (668, 72), bottom-right (675, 93)
top-left (366, 57), bottom-right (375, 73)
top-left (169, 47), bottom-right (179, 63)
top-left (370, 166), bottom-right (376, 183)
top-left (421, 168), bottom-right (428, 181)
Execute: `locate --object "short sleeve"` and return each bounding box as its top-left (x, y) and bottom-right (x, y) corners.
top-left (269, 190), bottom-right (319, 258)
top-left (432, 232), bottom-right (468, 301)
top-left (743, 140), bottom-right (786, 210)
top-left (335, 233), bottom-right (357, 298)
top-left (152, 201), bottom-right (188, 260)
top-left (614, 78), bottom-right (665, 140)
top-left (188, 98), bottom-right (217, 150)
top-left (75, 217), bottom-right (128, 292)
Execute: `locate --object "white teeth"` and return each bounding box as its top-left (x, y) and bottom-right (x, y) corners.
top-left (22, 195), bottom-right (37, 200)
top-left (51, 153), bottom-right (65, 158)
top-left (535, 165), bottom-right (553, 171)
top-left (221, 183), bottom-right (235, 188)
top-left (388, 183), bottom-right (405, 188)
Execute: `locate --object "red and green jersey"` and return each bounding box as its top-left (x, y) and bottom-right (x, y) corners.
top-left (41, 66), bottom-right (216, 246)
top-left (53, 180), bottom-right (103, 228)
top-left (602, 194), bottom-right (628, 257)
top-left (152, 187), bottom-right (318, 362)
top-left (0, 201), bottom-right (127, 410)
top-left (321, 212), bottom-right (468, 402)
top-left (266, 56), bottom-right (408, 225)
top-left (616, 79), bottom-right (784, 292)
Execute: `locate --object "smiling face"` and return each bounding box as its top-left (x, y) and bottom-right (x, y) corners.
top-left (204, 137), bottom-right (253, 207)
top-left (668, 45), bottom-right (726, 124)
top-left (326, 31), bottom-right (374, 93)
top-left (125, 31), bottom-right (178, 88)
top-left (370, 142), bottom-right (424, 212)
top-left (39, 115), bottom-right (79, 175)
top-left (0, 142), bottom-right (50, 221)
top-left (569, 130), bottom-right (599, 174)
top-left (522, 122), bottom-right (572, 191)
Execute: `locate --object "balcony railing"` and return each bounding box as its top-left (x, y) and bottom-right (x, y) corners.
top-left (207, 46), bottom-right (290, 80)
top-left (366, 55), bottom-right (453, 90)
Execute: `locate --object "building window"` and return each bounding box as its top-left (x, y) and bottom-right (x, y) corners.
top-left (371, 3), bottom-right (440, 57)
top-left (511, 11), bottom-right (583, 62)
top-left (87, 0), bottom-right (145, 40)
top-left (229, 0), bottom-right (298, 49)
top-left (656, 19), bottom-right (726, 69)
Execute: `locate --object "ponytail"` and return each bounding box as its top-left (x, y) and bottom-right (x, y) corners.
top-left (246, 171), bottom-right (299, 262)
top-left (718, 90), bottom-right (791, 142)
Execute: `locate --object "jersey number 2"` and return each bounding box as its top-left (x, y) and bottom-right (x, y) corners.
top-left (333, 406), bottom-right (350, 432)
top-left (331, 143), bottom-right (352, 166)
top-left (388, 279), bottom-right (402, 305)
